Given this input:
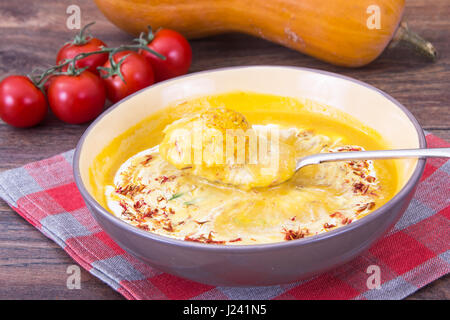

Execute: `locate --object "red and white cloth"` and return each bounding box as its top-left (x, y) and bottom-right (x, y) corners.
top-left (0, 132), bottom-right (448, 300)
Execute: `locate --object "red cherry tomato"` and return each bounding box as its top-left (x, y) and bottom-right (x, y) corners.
top-left (42, 75), bottom-right (54, 93)
top-left (100, 51), bottom-right (154, 103)
top-left (0, 75), bottom-right (47, 128)
top-left (56, 37), bottom-right (108, 75)
top-left (139, 29), bottom-right (192, 82)
top-left (47, 71), bottom-right (106, 124)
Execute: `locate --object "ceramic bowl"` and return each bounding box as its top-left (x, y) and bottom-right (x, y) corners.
top-left (74, 66), bottom-right (425, 286)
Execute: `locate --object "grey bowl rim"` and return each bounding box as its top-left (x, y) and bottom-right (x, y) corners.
top-left (73, 65), bottom-right (426, 252)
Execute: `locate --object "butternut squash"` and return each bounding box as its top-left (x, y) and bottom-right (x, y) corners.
top-left (94, 0), bottom-right (436, 67)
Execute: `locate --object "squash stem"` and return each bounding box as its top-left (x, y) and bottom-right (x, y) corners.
top-left (390, 22), bottom-right (437, 61)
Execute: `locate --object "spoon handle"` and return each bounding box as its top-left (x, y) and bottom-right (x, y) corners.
top-left (296, 148), bottom-right (450, 170)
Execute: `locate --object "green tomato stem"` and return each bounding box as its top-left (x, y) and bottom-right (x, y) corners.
top-left (32, 24), bottom-right (166, 93)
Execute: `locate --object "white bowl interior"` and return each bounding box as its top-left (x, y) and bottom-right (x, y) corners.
top-left (78, 66), bottom-right (421, 195)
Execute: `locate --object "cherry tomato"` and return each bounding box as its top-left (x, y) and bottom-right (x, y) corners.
top-left (47, 71), bottom-right (106, 124)
top-left (100, 51), bottom-right (154, 103)
top-left (43, 75), bottom-right (54, 93)
top-left (139, 29), bottom-right (192, 82)
top-left (0, 75), bottom-right (47, 128)
top-left (56, 37), bottom-right (108, 75)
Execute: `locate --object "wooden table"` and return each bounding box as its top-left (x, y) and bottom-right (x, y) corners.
top-left (0, 0), bottom-right (448, 299)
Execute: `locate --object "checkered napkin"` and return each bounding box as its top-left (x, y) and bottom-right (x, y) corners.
top-left (0, 133), bottom-right (448, 300)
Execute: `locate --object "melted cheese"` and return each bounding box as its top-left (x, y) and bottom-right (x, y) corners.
top-left (159, 108), bottom-right (297, 189)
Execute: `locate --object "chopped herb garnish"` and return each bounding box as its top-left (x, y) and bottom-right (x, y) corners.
top-left (183, 200), bottom-right (196, 206)
top-left (168, 192), bottom-right (184, 201)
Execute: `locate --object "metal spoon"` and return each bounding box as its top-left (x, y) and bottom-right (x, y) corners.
top-left (295, 148), bottom-right (450, 171)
